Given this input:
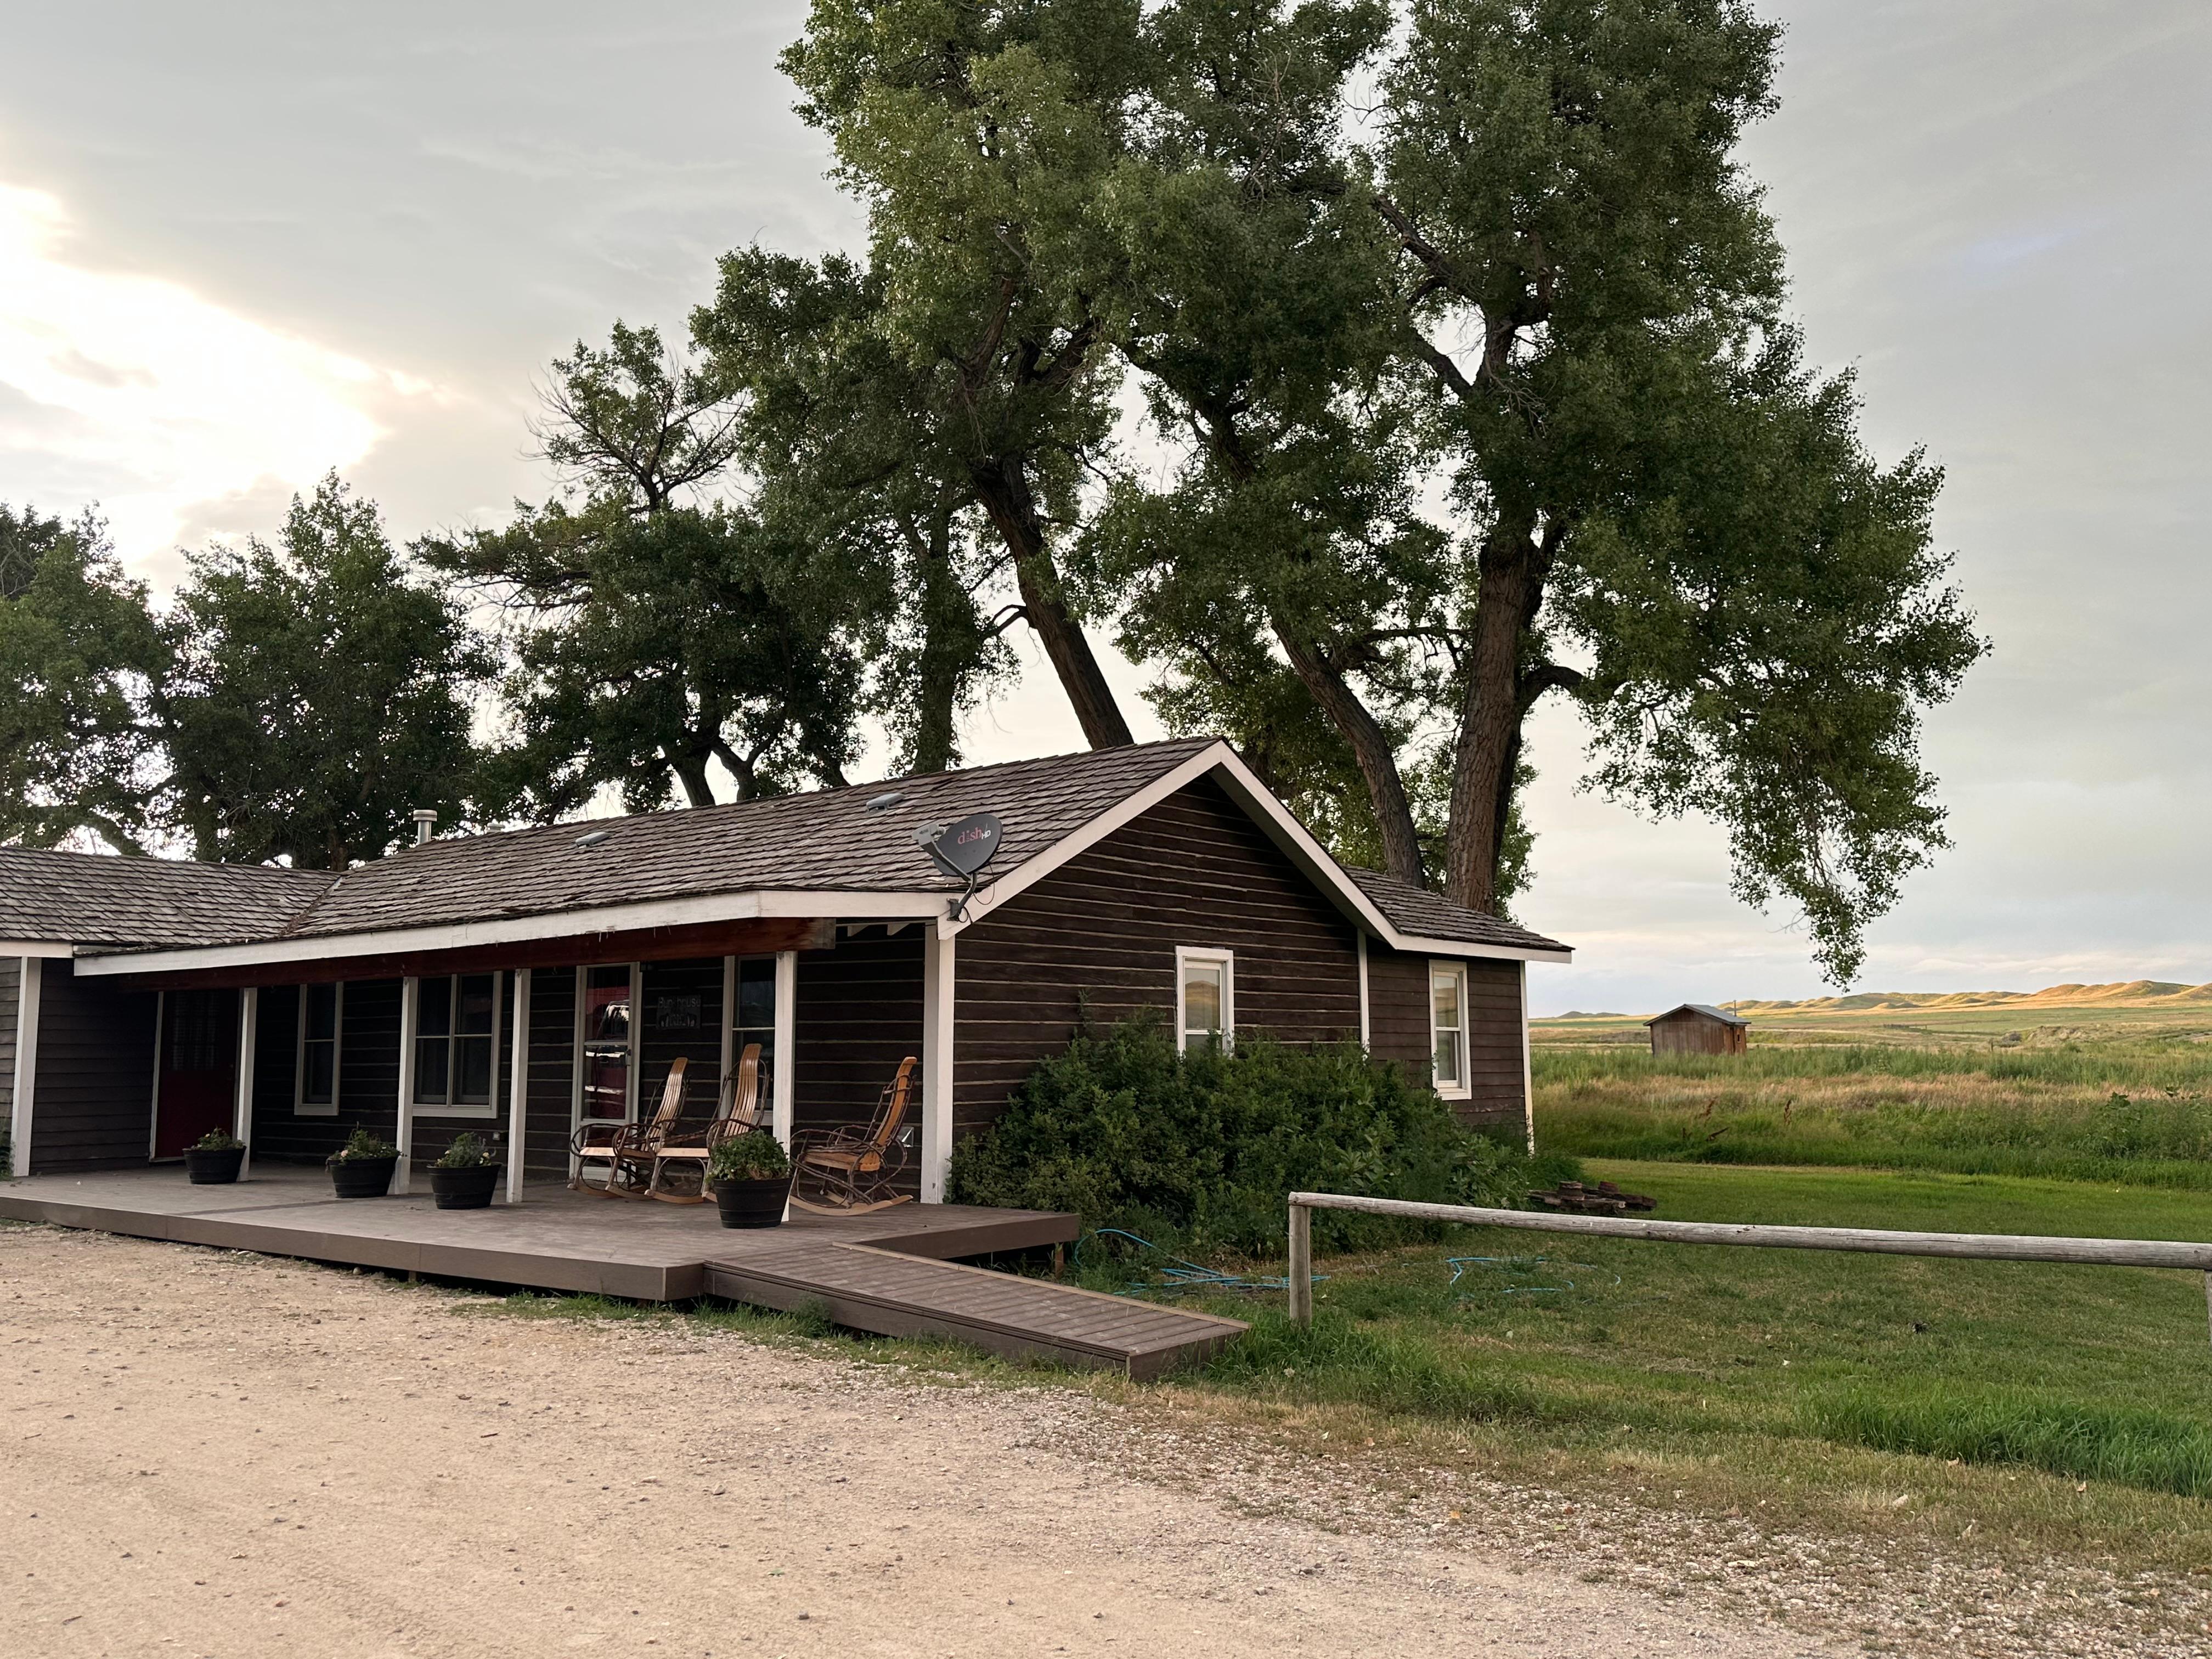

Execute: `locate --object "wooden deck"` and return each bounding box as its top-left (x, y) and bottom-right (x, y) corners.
top-left (0, 1167), bottom-right (1246, 1377)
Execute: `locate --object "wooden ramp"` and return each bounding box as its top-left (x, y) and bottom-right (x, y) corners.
top-left (706, 1243), bottom-right (1246, 1380)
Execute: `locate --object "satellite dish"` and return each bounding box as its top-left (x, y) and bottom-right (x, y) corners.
top-left (928, 811), bottom-right (1002, 878)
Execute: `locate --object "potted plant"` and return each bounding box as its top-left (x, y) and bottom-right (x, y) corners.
top-left (326, 1127), bottom-right (399, 1198)
top-left (183, 1127), bottom-right (246, 1184)
top-left (709, 1129), bottom-right (792, 1228)
top-left (429, 1132), bottom-right (501, 1210)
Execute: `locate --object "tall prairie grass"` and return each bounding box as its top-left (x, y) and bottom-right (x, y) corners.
top-left (1534, 1042), bottom-right (2212, 1184)
top-left (1809, 1386), bottom-right (2212, 1498)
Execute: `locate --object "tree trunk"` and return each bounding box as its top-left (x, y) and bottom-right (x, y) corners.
top-left (1442, 528), bottom-right (1536, 914)
top-left (1274, 622), bottom-right (1426, 886)
top-left (909, 512), bottom-right (962, 773)
top-left (970, 460), bottom-right (1133, 749)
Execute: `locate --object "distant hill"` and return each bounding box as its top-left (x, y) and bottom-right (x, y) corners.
top-left (1724, 980), bottom-right (2212, 1015)
top-left (1534, 980), bottom-right (2212, 1025)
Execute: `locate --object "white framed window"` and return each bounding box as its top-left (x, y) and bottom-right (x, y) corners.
top-left (411, 972), bottom-right (501, 1118)
top-left (1429, 961), bottom-right (1470, 1099)
top-left (294, 981), bottom-right (342, 1116)
top-left (573, 962), bottom-right (640, 1130)
top-left (1175, 947), bottom-right (1235, 1053)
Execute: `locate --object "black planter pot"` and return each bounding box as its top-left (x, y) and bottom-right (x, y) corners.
top-left (430, 1163), bottom-right (501, 1210)
top-left (329, 1155), bottom-right (398, 1199)
top-left (183, 1146), bottom-right (244, 1185)
top-left (713, 1174), bottom-right (792, 1228)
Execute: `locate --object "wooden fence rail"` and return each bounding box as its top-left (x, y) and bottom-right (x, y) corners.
top-left (1283, 1190), bottom-right (2212, 1342)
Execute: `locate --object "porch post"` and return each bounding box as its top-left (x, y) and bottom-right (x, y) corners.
top-left (393, 976), bottom-right (419, 1195)
top-left (1356, 932), bottom-right (1370, 1051)
top-left (9, 957), bottom-right (42, 1179)
top-left (919, 928), bottom-right (955, 1203)
top-left (770, 950), bottom-right (797, 1147)
top-left (1519, 961), bottom-right (1536, 1155)
top-left (232, 987), bottom-right (258, 1181)
top-left (505, 968), bottom-right (531, 1205)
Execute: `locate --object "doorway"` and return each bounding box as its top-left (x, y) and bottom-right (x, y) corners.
top-left (154, 989), bottom-right (239, 1158)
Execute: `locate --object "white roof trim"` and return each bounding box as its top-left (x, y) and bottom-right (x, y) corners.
top-left (0, 940), bottom-right (75, 958)
top-left (944, 742), bottom-right (1572, 963)
top-left (70, 888), bottom-right (945, 978)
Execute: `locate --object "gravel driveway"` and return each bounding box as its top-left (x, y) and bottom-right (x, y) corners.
top-left (0, 1225), bottom-right (2180, 1657)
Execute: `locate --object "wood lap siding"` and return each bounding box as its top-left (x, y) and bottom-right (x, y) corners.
top-left (0, 957), bottom-right (18, 1124)
top-left (27, 960), bottom-right (157, 1172)
top-left (639, 958), bottom-right (724, 1117)
top-left (524, 967), bottom-right (576, 1181)
top-left (794, 930), bottom-right (923, 1159)
top-left (1367, 945), bottom-right (1525, 1133)
top-left (248, 978), bottom-right (405, 1165)
top-left (952, 778), bottom-right (1363, 1142)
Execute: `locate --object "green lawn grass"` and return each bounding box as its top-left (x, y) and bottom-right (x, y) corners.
top-left (1136, 1160), bottom-right (2212, 1571)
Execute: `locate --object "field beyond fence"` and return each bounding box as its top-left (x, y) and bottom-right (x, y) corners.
top-left (1531, 1001), bottom-right (2212, 1186)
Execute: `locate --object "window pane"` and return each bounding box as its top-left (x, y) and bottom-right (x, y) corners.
top-left (735, 957), bottom-right (776, 1029)
top-left (1433, 1030), bottom-right (1462, 1086)
top-left (457, 975), bottom-right (496, 1035)
top-left (417, 977), bottom-right (453, 1037)
top-left (582, 1047), bottom-right (629, 1121)
top-left (303, 1041), bottom-right (335, 1105)
top-left (1432, 972), bottom-right (1463, 1030)
top-left (1183, 962), bottom-right (1223, 1034)
top-left (456, 1035), bottom-right (494, 1103)
top-left (415, 1036), bottom-right (449, 1102)
top-left (306, 983), bottom-right (338, 1042)
top-left (585, 967), bottom-right (630, 1043)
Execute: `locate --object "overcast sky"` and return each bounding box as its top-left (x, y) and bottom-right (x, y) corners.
top-left (3, 2), bottom-right (2207, 1013)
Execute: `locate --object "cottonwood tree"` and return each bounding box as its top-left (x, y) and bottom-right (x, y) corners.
top-left (424, 325), bottom-right (866, 814)
top-left (695, 248), bottom-right (1021, 775)
top-left (158, 476), bottom-right (490, 868)
top-left (1075, 0), bottom-right (1978, 981)
top-left (777, 0), bottom-right (1142, 748)
top-left (0, 505), bottom-right (166, 852)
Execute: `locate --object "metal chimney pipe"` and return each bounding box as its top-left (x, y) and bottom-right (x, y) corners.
top-left (410, 809), bottom-right (438, 847)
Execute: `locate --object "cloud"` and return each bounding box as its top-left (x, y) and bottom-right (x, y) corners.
top-left (0, 180), bottom-right (398, 577)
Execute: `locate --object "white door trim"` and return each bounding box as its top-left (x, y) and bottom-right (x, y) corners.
top-left (9, 957), bottom-right (42, 1178)
top-left (232, 987), bottom-right (258, 1180)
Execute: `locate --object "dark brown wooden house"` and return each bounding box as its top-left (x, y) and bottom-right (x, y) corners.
top-left (2, 738), bottom-right (1571, 1199)
top-left (1647, 1002), bottom-right (1750, 1056)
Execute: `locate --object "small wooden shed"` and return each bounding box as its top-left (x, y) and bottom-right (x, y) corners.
top-left (1647, 1002), bottom-right (1749, 1056)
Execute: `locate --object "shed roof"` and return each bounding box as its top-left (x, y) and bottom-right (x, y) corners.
top-left (1647, 1002), bottom-right (1751, 1026)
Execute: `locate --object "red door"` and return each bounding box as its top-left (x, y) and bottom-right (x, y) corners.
top-left (155, 990), bottom-right (239, 1159)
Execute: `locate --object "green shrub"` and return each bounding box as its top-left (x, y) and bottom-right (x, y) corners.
top-left (432, 1132), bottom-right (496, 1170)
top-left (326, 1126), bottom-right (398, 1166)
top-left (189, 1127), bottom-right (245, 1153)
top-left (946, 1017), bottom-right (1576, 1253)
top-left (710, 1128), bottom-right (791, 1183)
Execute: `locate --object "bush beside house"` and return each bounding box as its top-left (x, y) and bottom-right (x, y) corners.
top-left (948, 1018), bottom-right (1575, 1254)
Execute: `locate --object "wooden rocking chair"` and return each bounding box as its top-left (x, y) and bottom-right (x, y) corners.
top-left (569, 1057), bottom-right (688, 1199)
top-left (789, 1055), bottom-right (916, 1215)
top-left (641, 1045), bottom-right (763, 1204)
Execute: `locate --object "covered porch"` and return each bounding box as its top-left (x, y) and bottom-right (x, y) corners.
top-left (62, 908), bottom-right (958, 1205)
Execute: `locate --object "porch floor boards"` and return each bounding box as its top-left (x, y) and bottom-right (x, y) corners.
top-left (0, 1167), bottom-right (1245, 1376)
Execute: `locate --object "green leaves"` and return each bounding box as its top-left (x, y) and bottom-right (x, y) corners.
top-left (160, 475), bottom-right (492, 869)
top-left (0, 505), bottom-right (165, 853)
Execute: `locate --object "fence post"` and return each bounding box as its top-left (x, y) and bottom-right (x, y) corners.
top-left (1288, 1200), bottom-right (1313, 1325)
